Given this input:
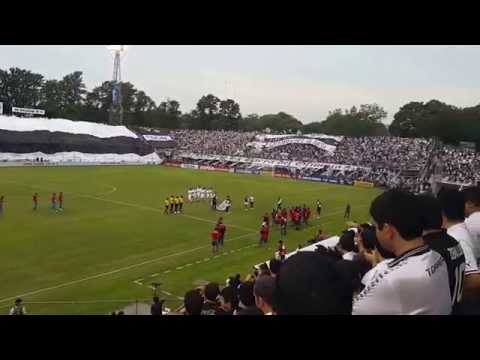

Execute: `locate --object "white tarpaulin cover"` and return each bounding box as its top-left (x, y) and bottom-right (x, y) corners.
top-left (0, 115), bottom-right (138, 139)
top-left (0, 151), bottom-right (161, 164)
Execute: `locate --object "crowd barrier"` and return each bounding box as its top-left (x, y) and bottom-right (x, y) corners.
top-left (302, 176), bottom-right (354, 186)
top-left (234, 168), bottom-right (260, 175)
top-left (198, 165), bottom-right (234, 173)
top-left (353, 180), bottom-right (375, 188)
top-left (164, 161), bottom-right (377, 189)
top-left (254, 236), bottom-right (340, 269)
top-left (180, 164), bottom-right (199, 170)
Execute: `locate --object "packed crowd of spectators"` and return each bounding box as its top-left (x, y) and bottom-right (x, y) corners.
top-left (437, 146), bottom-right (480, 186)
top-left (170, 130), bottom-right (256, 156)
top-left (161, 186), bottom-right (480, 316)
top-left (168, 129), bottom-right (479, 189)
top-left (332, 137), bottom-right (431, 170)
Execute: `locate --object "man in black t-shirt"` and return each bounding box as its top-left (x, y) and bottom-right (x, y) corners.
top-left (200, 282), bottom-right (220, 315)
top-left (216, 286), bottom-right (235, 315)
top-left (418, 194), bottom-right (466, 313)
top-left (150, 296), bottom-right (164, 315)
top-left (235, 281), bottom-right (263, 315)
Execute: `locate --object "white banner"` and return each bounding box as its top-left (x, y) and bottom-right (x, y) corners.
top-left (178, 152), bottom-right (369, 171)
top-left (255, 133), bottom-right (343, 142)
top-left (12, 107), bottom-right (45, 115)
top-left (143, 135), bottom-right (173, 142)
top-left (247, 137), bottom-right (337, 154)
top-left (181, 164), bottom-right (199, 170)
top-left (303, 134), bottom-right (344, 142)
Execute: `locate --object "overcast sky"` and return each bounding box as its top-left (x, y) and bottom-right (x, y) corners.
top-left (1, 45), bottom-right (480, 124)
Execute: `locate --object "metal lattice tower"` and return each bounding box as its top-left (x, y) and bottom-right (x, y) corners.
top-left (109, 45), bottom-right (125, 125)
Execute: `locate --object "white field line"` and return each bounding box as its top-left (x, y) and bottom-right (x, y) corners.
top-left (98, 186), bottom-right (117, 196)
top-left (0, 232), bottom-right (255, 305)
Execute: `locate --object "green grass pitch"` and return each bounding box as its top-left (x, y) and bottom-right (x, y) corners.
top-left (0, 166), bottom-right (382, 314)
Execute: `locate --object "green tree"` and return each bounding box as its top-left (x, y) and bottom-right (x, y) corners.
top-left (39, 80), bottom-right (64, 118)
top-left (258, 112), bottom-right (303, 132)
top-left (194, 94), bottom-right (221, 129)
top-left (239, 113), bottom-right (261, 131)
top-left (302, 121), bottom-right (324, 133)
top-left (0, 67), bottom-right (44, 108)
top-left (215, 98), bottom-right (241, 130)
top-left (320, 104), bottom-right (388, 136)
top-left (389, 100), bottom-right (457, 138)
top-left (155, 99), bottom-right (182, 129)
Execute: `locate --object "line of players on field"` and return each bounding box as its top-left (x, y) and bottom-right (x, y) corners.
top-left (0, 192), bottom-right (64, 215)
top-left (188, 187), bottom-right (216, 202)
top-left (163, 195), bottom-right (184, 214)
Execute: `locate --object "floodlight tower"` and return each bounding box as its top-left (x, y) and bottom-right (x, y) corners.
top-left (108, 45), bottom-right (126, 125)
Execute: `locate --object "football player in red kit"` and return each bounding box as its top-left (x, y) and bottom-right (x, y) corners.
top-left (275, 211), bottom-right (283, 227)
top-left (260, 223), bottom-right (269, 246)
top-left (262, 213), bottom-right (270, 226)
top-left (59, 192), bottom-right (64, 211)
top-left (280, 214), bottom-right (287, 237)
top-left (51, 193), bottom-right (57, 211)
top-left (211, 228), bottom-right (220, 254)
top-left (33, 193), bottom-right (39, 211)
top-left (293, 208), bottom-right (301, 230)
top-left (302, 205), bottom-right (311, 226)
top-left (216, 218), bottom-right (226, 248)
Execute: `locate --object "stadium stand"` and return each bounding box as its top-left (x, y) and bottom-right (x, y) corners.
top-left (167, 129), bottom-right (480, 192)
